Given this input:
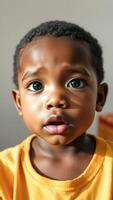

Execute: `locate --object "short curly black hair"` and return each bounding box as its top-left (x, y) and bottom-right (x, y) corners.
top-left (13, 20), bottom-right (104, 87)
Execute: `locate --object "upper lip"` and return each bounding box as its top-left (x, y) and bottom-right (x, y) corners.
top-left (44, 115), bottom-right (69, 126)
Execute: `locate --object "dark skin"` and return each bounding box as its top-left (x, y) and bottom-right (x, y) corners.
top-left (12, 36), bottom-right (108, 180)
top-left (30, 133), bottom-right (96, 180)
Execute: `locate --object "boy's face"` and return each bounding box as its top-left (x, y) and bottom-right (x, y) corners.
top-left (12, 36), bottom-right (106, 145)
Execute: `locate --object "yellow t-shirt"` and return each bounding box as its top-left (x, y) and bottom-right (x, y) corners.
top-left (0, 134), bottom-right (113, 200)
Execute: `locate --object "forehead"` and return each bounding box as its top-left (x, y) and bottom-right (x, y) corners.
top-left (19, 36), bottom-right (93, 74)
top-left (18, 36), bottom-right (94, 82)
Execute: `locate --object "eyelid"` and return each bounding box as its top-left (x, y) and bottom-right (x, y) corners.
top-left (25, 79), bottom-right (42, 87)
top-left (26, 80), bottom-right (44, 92)
top-left (66, 77), bottom-right (87, 84)
top-left (66, 77), bottom-right (87, 89)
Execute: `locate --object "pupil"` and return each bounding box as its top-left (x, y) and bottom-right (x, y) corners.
top-left (71, 80), bottom-right (80, 87)
top-left (33, 82), bottom-right (41, 90)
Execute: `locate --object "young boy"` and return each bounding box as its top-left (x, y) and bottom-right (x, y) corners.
top-left (0, 20), bottom-right (112, 200)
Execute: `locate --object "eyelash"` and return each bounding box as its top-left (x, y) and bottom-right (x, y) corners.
top-left (66, 78), bottom-right (87, 89)
top-left (27, 81), bottom-right (43, 92)
top-left (27, 78), bottom-right (87, 92)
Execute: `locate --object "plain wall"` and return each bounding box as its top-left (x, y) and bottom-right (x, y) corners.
top-left (0, 0), bottom-right (113, 150)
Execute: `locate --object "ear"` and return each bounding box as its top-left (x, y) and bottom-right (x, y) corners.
top-left (96, 83), bottom-right (108, 112)
top-left (12, 89), bottom-right (22, 116)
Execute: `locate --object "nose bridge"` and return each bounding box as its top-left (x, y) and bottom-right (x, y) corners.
top-left (51, 84), bottom-right (63, 96)
top-left (45, 84), bottom-right (69, 109)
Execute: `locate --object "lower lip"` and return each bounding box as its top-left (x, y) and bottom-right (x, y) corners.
top-left (44, 124), bottom-right (70, 134)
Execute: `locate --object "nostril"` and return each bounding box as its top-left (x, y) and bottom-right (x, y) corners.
top-left (46, 103), bottom-right (66, 110)
top-left (47, 104), bottom-right (53, 109)
top-left (59, 103), bottom-right (65, 108)
top-left (45, 98), bottom-right (68, 110)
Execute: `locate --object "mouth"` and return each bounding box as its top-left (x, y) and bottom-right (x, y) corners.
top-left (43, 116), bottom-right (70, 134)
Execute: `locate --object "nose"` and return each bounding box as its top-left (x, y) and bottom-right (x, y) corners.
top-left (45, 89), bottom-right (69, 110)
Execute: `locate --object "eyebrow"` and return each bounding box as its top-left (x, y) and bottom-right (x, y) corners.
top-left (22, 67), bottom-right (47, 81)
top-left (22, 65), bottom-right (91, 82)
top-left (63, 66), bottom-right (91, 77)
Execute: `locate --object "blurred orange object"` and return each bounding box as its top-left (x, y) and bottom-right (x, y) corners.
top-left (98, 113), bottom-right (113, 141)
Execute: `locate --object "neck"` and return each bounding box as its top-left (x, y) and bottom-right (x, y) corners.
top-left (31, 134), bottom-right (95, 158)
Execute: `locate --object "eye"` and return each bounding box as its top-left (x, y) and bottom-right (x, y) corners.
top-left (67, 78), bottom-right (86, 89)
top-left (28, 81), bottom-right (43, 91)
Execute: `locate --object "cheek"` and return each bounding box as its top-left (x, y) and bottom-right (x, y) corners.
top-left (21, 95), bottom-right (42, 118)
top-left (72, 89), bottom-right (97, 108)
top-left (20, 93), bottom-right (50, 126)
top-left (81, 90), bottom-right (97, 123)
top-left (75, 93), bottom-right (97, 130)
top-left (83, 93), bottom-right (97, 114)
top-left (71, 88), bottom-right (97, 120)
top-left (20, 95), bottom-right (43, 132)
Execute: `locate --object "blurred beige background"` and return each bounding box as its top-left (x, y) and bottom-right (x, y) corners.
top-left (0, 0), bottom-right (113, 150)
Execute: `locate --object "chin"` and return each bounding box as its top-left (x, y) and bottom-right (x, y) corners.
top-left (46, 135), bottom-right (73, 145)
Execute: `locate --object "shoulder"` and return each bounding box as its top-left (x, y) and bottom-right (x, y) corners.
top-left (0, 134), bottom-right (35, 171)
top-left (94, 135), bottom-right (113, 157)
top-left (104, 139), bottom-right (113, 156)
